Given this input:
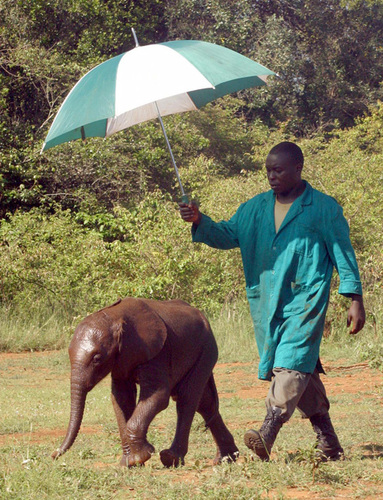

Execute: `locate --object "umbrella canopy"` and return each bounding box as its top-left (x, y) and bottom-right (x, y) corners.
top-left (42, 39), bottom-right (274, 151)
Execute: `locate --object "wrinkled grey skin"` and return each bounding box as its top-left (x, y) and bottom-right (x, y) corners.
top-left (52, 297), bottom-right (238, 467)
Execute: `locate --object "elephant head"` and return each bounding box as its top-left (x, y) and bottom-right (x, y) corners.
top-left (52, 298), bottom-right (167, 459)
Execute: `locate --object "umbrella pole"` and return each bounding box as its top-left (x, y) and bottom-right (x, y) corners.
top-left (132, 28), bottom-right (187, 202)
top-left (155, 102), bottom-right (189, 203)
top-left (132, 28), bottom-right (189, 203)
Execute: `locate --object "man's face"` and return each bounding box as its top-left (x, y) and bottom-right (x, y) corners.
top-left (265, 152), bottom-right (302, 196)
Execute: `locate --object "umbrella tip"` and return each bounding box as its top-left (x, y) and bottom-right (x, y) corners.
top-left (131, 28), bottom-right (139, 48)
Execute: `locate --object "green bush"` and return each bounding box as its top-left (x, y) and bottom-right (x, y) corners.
top-left (1, 106), bottom-right (383, 355)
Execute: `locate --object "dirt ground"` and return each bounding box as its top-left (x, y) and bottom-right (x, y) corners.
top-left (1, 352), bottom-right (382, 499)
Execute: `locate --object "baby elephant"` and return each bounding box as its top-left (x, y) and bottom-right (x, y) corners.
top-left (52, 297), bottom-right (238, 467)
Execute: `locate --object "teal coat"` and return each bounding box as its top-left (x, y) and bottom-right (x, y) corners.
top-left (192, 182), bottom-right (362, 380)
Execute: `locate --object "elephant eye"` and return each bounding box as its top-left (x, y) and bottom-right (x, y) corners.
top-left (92, 353), bottom-right (102, 363)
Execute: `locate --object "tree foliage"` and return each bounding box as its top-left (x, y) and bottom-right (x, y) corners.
top-left (0, 0), bottom-right (382, 327)
top-left (2, 0), bottom-right (383, 214)
top-left (166, 0), bottom-right (383, 132)
top-left (0, 0), bottom-right (167, 215)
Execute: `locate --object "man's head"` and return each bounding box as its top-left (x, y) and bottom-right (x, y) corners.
top-left (265, 142), bottom-right (304, 198)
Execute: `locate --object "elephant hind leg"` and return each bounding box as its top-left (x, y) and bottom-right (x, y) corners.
top-left (197, 375), bottom-right (239, 465)
top-left (159, 448), bottom-right (184, 468)
top-left (159, 387), bottom-right (199, 467)
top-left (160, 349), bottom-right (217, 467)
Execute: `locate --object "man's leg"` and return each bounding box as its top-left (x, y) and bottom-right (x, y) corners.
top-left (297, 370), bottom-right (344, 461)
top-left (244, 367), bottom-right (311, 460)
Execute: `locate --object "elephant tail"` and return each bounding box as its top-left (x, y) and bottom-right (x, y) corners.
top-left (203, 375), bottom-right (220, 428)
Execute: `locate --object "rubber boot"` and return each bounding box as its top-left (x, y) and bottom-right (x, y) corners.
top-left (310, 413), bottom-right (344, 462)
top-left (244, 407), bottom-right (284, 461)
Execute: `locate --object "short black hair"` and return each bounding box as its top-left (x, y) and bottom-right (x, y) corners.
top-left (268, 142), bottom-right (304, 168)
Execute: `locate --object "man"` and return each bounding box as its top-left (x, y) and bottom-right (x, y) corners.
top-left (179, 141), bottom-right (365, 462)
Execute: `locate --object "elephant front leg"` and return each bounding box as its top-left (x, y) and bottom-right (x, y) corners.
top-left (111, 378), bottom-right (138, 467)
top-left (125, 366), bottom-right (170, 467)
top-left (159, 400), bottom-right (194, 468)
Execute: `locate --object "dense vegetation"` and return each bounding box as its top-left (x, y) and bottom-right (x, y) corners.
top-left (0, 0), bottom-right (382, 353)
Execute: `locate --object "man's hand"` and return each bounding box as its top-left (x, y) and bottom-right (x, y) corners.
top-left (179, 201), bottom-right (202, 224)
top-left (347, 295), bottom-right (365, 334)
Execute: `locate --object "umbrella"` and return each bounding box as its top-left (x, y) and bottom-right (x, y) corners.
top-left (42, 29), bottom-right (274, 201)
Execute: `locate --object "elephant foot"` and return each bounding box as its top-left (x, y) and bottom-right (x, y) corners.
top-left (120, 441), bottom-right (155, 467)
top-left (213, 447), bottom-right (239, 465)
top-left (160, 448), bottom-right (185, 468)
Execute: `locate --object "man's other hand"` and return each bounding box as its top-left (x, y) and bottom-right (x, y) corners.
top-left (347, 295), bottom-right (366, 334)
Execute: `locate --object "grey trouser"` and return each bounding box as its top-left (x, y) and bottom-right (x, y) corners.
top-left (266, 367), bottom-right (330, 422)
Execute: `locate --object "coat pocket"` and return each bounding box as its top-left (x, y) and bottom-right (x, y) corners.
top-left (282, 282), bottom-right (321, 315)
top-left (246, 286), bottom-right (262, 325)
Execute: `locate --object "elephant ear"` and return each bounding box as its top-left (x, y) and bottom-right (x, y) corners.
top-left (117, 298), bottom-right (168, 366)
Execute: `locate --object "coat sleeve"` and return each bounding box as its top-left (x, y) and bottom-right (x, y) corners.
top-left (323, 204), bottom-right (363, 297)
top-left (191, 212), bottom-right (240, 250)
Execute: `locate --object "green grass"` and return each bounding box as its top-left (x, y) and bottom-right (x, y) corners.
top-left (0, 305), bottom-right (73, 352)
top-left (2, 294), bottom-right (382, 368)
top-left (0, 300), bottom-right (257, 361)
top-left (1, 343), bottom-right (383, 499)
top-left (1, 298), bottom-right (383, 498)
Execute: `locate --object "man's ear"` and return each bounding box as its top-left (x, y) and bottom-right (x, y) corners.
top-left (296, 162), bottom-right (303, 174)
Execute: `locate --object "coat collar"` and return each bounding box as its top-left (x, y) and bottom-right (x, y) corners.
top-left (264, 180), bottom-right (313, 235)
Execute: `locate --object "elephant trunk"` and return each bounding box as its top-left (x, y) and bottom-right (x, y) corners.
top-left (52, 377), bottom-right (87, 460)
